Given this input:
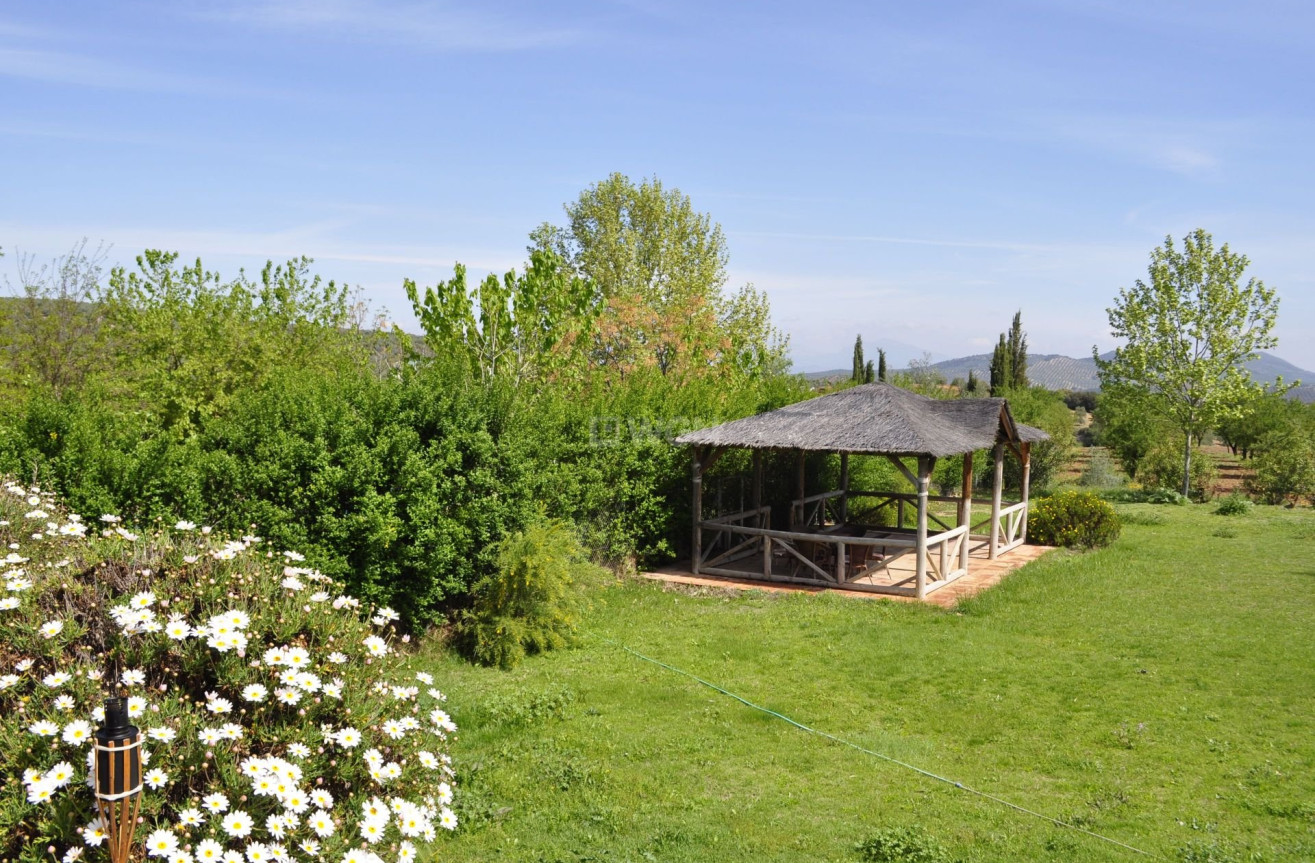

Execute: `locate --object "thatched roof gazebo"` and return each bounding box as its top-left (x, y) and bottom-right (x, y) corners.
top-left (674, 382), bottom-right (1049, 599)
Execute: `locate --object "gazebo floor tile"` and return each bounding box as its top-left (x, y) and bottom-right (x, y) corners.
top-left (641, 543), bottom-right (1054, 607)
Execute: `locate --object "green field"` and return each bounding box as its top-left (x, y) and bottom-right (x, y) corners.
top-left (424, 504), bottom-right (1315, 862)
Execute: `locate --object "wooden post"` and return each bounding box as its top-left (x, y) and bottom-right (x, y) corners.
top-left (897, 498), bottom-right (905, 530)
top-left (839, 452), bottom-right (850, 524)
top-left (751, 450), bottom-right (763, 515)
top-left (989, 442), bottom-right (1004, 559)
top-left (915, 455), bottom-right (933, 600)
top-left (762, 535), bottom-right (772, 578)
top-left (835, 540), bottom-right (846, 583)
top-left (959, 451), bottom-right (974, 572)
top-left (1020, 442), bottom-right (1032, 544)
top-left (692, 451), bottom-right (703, 574)
top-left (792, 450), bottom-right (806, 528)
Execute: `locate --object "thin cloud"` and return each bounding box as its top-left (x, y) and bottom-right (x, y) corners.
top-left (1043, 113), bottom-right (1235, 177)
top-left (201, 0), bottom-right (588, 51)
top-left (728, 231), bottom-right (1062, 253)
top-left (0, 46), bottom-right (294, 99)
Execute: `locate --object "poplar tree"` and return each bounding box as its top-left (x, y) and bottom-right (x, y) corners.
top-left (852, 335), bottom-right (865, 382)
top-left (1096, 229), bottom-right (1287, 497)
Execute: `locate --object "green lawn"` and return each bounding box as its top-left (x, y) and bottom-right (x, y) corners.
top-left (422, 504), bottom-right (1315, 862)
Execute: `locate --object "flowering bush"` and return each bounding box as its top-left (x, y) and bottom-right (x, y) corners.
top-left (1027, 490), bottom-right (1121, 549)
top-left (0, 480), bottom-right (457, 863)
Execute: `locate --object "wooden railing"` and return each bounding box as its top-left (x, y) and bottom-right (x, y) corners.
top-left (699, 518), bottom-right (970, 597)
top-left (698, 506), bottom-right (770, 569)
top-left (789, 490), bottom-right (844, 529)
top-left (969, 500), bottom-right (1027, 555)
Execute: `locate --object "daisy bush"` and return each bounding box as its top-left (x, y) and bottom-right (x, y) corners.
top-left (0, 480), bottom-right (457, 863)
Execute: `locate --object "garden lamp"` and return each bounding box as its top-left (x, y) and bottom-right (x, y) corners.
top-left (94, 697), bottom-right (142, 863)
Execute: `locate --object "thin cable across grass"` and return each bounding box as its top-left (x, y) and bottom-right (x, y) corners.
top-left (590, 631), bottom-right (1163, 861)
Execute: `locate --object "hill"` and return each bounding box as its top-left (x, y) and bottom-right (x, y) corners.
top-left (809, 351), bottom-right (1314, 401)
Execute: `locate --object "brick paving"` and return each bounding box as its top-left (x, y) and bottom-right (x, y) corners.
top-left (641, 542), bottom-right (1055, 608)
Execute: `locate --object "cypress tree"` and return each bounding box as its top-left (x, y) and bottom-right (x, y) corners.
top-left (966, 369), bottom-right (980, 394)
top-left (864, 359), bottom-right (875, 383)
top-left (1007, 310), bottom-right (1028, 389)
top-left (852, 335), bottom-right (865, 382)
top-left (877, 348), bottom-right (887, 382)
top-left (989, 334), bottom-right (1011, 397)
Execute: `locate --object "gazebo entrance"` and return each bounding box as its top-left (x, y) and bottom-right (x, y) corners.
top-left (676, 382), bottom-right (1047, 600)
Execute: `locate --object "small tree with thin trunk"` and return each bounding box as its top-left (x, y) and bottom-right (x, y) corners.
top-left (1096, 229), bottom-right (1288, 498)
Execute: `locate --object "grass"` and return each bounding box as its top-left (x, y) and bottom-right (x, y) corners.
top-left (422, 504), bottom-right (1315, 862)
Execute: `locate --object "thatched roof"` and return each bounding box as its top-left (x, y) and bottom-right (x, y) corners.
top-left (675, 382), bottom-right (1049, 457)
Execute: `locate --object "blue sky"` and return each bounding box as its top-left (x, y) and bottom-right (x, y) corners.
top-left (3, 0), bottom-right (1313, 372)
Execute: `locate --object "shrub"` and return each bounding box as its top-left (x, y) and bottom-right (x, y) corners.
top-left (1102, 487), bottom-right (1189, 505)
top-left (1027, 490), bottom-right (1121, 548)
top-left (855, 826), bottom-right (956, 863)
top-left (1078, 448), bottom-right (1123, 490)
top-left (0, 480), bottom-right (458, 863)
top-left (1247, 428), bottom-right (1315, 505)
top-left (1136, 442), bottom-right (1217, 502)
top-left (1213, 493), bottom-right (1253, 516)
top-left (456, 519), bottom-right (607, 670)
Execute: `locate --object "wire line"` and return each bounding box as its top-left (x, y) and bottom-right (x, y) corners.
top-left (589, 631), bottom-right (1161, 860)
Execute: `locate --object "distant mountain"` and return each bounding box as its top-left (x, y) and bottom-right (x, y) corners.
top-left (807, 351), bottom-right (1314, 402)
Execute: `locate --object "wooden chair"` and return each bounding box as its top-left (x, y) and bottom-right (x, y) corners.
top-left (846, 543), bottom-right (879, 579)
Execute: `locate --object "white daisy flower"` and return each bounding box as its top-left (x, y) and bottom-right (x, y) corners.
top-left (62, 720), bottom-right (93, 746)
top-left (147, 726), bottom-right (177, 743)
top-left (176, 807), bottom-right (205, 827)
top-left (145, 828), bottom-right (179, 858)
top-left (29, 719), bottom-right (60, 736)
top-left (221, 810), bottom-right (254, 838)
top-left (308, 810), bottom-right (335, 837)
top-left (45, 761), bottom-right (75, 787)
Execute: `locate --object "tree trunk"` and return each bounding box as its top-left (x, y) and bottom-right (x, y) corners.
top-left (1181, 432), bottom-right (1193, 499)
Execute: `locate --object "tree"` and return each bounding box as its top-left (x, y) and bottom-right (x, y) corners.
top-left (989, 312), bottom-right (1028, 396)
top-left (864, 359), bottom-right (875, 383)
top-left (405, 250), bottom-right (596, 385)
top-left (1216, 389), bottom-right (1302, 459)
top-left (966, 369), bottom-right (980, 394)
top-left (852, 335), bottom-right (865, 382)
top-left (100, 251), bottom-right (358, 434)
top-left (989, 333), bottom-right (1010, 397)
top-left (1, 240), bottom-right (109, 398)
top-left (1093, 384), bottom-right (1163, 479)
top-left (1248, 424), bottom-right (1315, 505)
top-left (530, 172), bottom-right (787, 379)
top-left (1096, 229), bottom-right (1287, 496)
top-left (877, 348), bottom-right (887, 382)
top-left (1006, 310), bottom-right (1028, 389)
